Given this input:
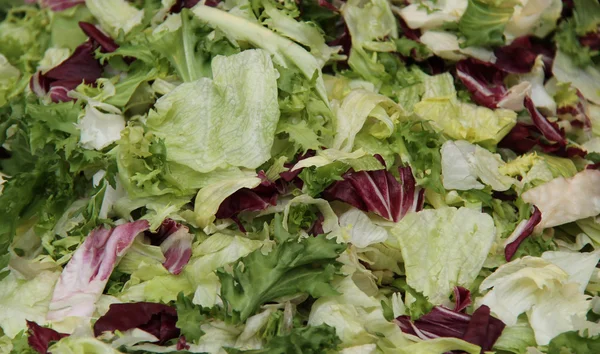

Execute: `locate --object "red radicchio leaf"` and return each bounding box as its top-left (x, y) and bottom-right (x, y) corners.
top-left (524, 96), bottom-right (567, 145)
top-left (323, 164), bottom-right (423, 222)
top-left (279, 150), bottom-right (317, 184)
top-left (145, 219), bottom-right (193, 275)
top-left (78, 22), bottom-right (119, 53)
top-left (327, 23), bottom-right (352, 66)
top-left (456, 58), bottom-right (508, 109)
top-left (557, 90), bottom-right (592, 127)
top-left (579, 26), bottom-right (600, 50)
top-left (395, 305), bottom-right (505, 352)
top-left (587, 162), bottom-right (600, 170)
top-left (493, 36), bottom-right (555, 75)
top-left (216, 171), bottom-right (279, 221)
top-left (44, 41), bottom-right (102, 83)
top-left (504, 206), bottom-right (542, 261)
top-left (30, 41), bottom-right (102, 102)
top-left (177, 336), bottom-right (190, 350)
top-left (499, 123), bottom-right (543, 154)
top-left (307, 213), bottom-right (325, 236)
top-left (398, 16), bottom-right (421, 41)
top-left (93, 302), bottom-right (179, 345)
top-left (26, 321), bottom-right (69, 354)
top-left (499, 122), bottom-right (586, 158)
top-left (39, 0), bottom-right (85, 12)
top-left (29, 22), bottom-right (121, 102)
top-left (169, 0), bottom-right (220, 13)
top-left (317, 0), bottom-right (339, 12)
top-left (463, 305), bottom-right (506, 352)
top-left (453, 286), bottom-right (472, 313)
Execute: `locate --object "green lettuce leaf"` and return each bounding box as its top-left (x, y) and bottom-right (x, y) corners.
top-left (118, 233), bottom-right (264, 305)
top-left (49, 5), bottom-right (93, 51)
top-left (146, 49), bottom-right (280, 173)
top-left (573, 0), bottom-right (600, 35)
top-left (0, 269), bottom-right (60, 338)
top-left (116, 125), bottom-right (197, 198)
top-left (390, 121), bottom-right (445, 194)
top-left (547, 331), bottom-right (600, 354)
top-left (225, 324), bottom-right (341, 354)
top-left (191, 4), bottom-right (330, 105)
top-left (555, 18), bottom-right (600, 68)
top-left (388, 207), bottom-right (496, 305)
top-left (0, 54), bottom-right (20, 108)
top-left (493, 317), bottom-right (537, 354)
top-left (400, 338), bottom-right (481, 354)
top-left (0, 6), bottom-right (50, 72)
top-left (308, 276), bottom-right (411, 351)
top-left (219, 214), bottom-right (346, 321)
top-left (147, 10), bottom-right (234, 83)
top-left (441, 140), bottom-right (515, 191)
top-left (458, 0), bottom-right (516, 47)
top-left (478, 254), bottom-right (596, 345)
top-left (342, 0), bottom-right (398, 86)
top-left (262, 0), bottom-right (341, 68)
top-left (396, 1), bottom-right (467, 30)
top-left (333, 90), bottom-right (406, 152)
top-left (174, 293), bottom-right (211, 343)
top-left (414, 73), bottom-right (517, 147)
top-left (553, 50), bottom-right (600, 105)
top-left (48, 336), bottom-right (121, 354)
top-left (84, 0), bottom-right (144, 37)
top-left (504, 0), bottom-right (562, 42)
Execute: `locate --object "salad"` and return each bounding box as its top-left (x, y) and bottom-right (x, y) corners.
top-left (1, 0), bottom-right (600, 353)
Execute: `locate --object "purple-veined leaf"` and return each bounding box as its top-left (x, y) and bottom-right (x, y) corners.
top-left (453, 286), bottom-right (472, 313)
top-left (456, 58), bottom-right (509, 109)
top-left (38, 0), bottom-right (84, 11)
top-left (145, 219), bottom-right (193, 275)
top-left (215, 172), bottom-right (279, 222)
top-left (494, 36), bottom-right (555, 75)
top-left (524, 96), bottom-right (567, 145)
top-left (93, 302), bottom-right (179, 345)
top-left (395, 304), bottom-right (505, 352)
top-left (78, 22), bottom-right (119, 53)
top-left (46, 220), bottom-right (149, 322)
top-left (504, 206), bottom-right (542, 261)
top-left (26, 321), bottom-right (68, 354)
top-left (323, 165), bottom-right (423, 222)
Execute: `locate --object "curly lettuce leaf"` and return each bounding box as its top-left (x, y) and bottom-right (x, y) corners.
top-left (218, 214), bottom-right (346, 321)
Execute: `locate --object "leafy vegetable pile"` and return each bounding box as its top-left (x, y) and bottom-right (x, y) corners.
top-left (1, 0), bottom-right (600, 353)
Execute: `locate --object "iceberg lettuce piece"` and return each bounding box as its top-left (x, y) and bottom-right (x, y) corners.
top-left (414, 74), bottom-right (517, 147)
top-left (389, 207), bottom-right (496, 305)
top-left (146, 49), bottom-right (279, 173)
top-left (478, 254), bottom-right (596, 345)
top-left (521, 170), bottom-right (600, 230)
top-left (553, 50), bottom-right (600, 105)
top-left (441, 140), bottom-right (515, 191)
top-left (84, 0), bottom-right (143, 37)
top-left (0, 269), bottom-right (60, 338)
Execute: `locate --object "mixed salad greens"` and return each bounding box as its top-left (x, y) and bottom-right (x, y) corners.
top-left (1, 0), bottom-right (600, 353)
